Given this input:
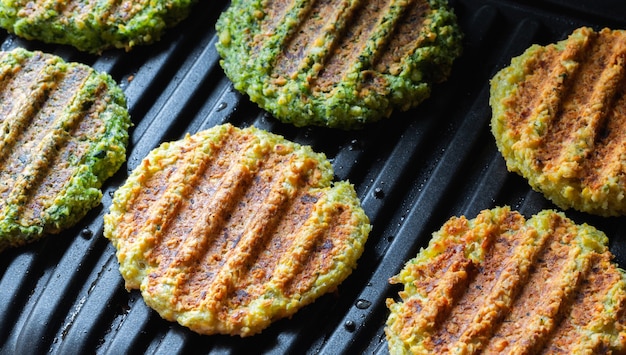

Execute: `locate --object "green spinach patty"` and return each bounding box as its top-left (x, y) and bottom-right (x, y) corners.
top-left (216, 0), bottom-right (462, 129)
top-left (0, 0), bottom-right (197, 53)
top-left (0, 48), bottom-right (131, 251)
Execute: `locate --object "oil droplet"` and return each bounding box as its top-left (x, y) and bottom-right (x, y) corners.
top-left (373, 187), bottom-right (385, 199)
top-left (355, 299), bottom-right (372, 309)
top-left (344, 320), bottom-right (356, 332)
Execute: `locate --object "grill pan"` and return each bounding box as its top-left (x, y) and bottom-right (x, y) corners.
top-left (1, 0), bottom-right (625, 354)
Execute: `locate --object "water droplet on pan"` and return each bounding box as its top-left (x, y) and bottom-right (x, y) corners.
top-left (80, 229), bottom-right (93, 239)
top-left (344, 320), bottom-right (356, 332)
top-left (216, 102), bottom-right (228, 112)
top-left (355, 299), bottom-right (371, 309)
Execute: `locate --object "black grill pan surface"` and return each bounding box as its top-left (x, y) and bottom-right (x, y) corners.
top-left (1, 0), bottom-right (626, 354)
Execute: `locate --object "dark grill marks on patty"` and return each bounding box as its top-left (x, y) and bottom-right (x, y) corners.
top-left (16, 0), bottom-right (146, 30)
top-left (311, 0), bottom-right (391, 93)
top-left (22, 72), bottom-right (110, 227)
top-left (271, 0), bottom-right (347, 81)
top-left (141, 128), bottom-right (339, 306)
top-left (535, 30), bottom-right (625, 175)
top-left (269, 0), bottom-right (432, 94)
top-left (490, 27), bottom-right (626, 215)
top-left (373, 0), bottom-right (430, 75)
top-left (386, 208), bottom-right (626, 354)
top-left (541, 251), bottom-right (625, 354)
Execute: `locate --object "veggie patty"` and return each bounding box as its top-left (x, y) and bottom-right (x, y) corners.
top-left (104, 123), bottom-right (371, 336)
top-left (386, 206), bottom-right (626, 354)
top-left (0, 47), bottom-right (131, 251)
top-left (0, 0), bottom-right (197, 53)
top-left (216, 0), bottom-right (463, 129)
top-left (491, 27), bottom-right (626, 216)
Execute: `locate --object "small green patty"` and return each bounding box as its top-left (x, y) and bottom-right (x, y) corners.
top-left (216, 0), bottom-right (462, 129)
top-left (0, 0), bottom-right (197, 53)
top-left (0, 48), bottom-right (131, 251)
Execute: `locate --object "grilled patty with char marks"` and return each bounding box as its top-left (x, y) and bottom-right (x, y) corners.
top-left (104, 123), bottom-right (371, 336)
top-left (0, 47), bottom-right (130, 251)
top-left (0, 0), bottom-right (197, 53)
top-left (491, 27), bottom-right (626, 216)
top-left (385, 206), bottom-right (626, 354)
top-left (216, 0), bottom-right (462, 129)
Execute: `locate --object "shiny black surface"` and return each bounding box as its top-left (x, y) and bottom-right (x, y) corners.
top-left (1, 1), bottom-right (625, 354)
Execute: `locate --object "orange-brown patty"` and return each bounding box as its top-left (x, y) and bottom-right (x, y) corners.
top-left (104, 124), bottom-right (371, 336)
top-left (0, 47), bottom-right (130, 251)
top-left (491, 27), bottom-right (626, 216)
top-left (386, 207), bottom-right (626, 354)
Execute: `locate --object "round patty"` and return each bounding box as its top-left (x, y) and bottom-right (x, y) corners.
top-left (104, 123), bottom-right (371, 336)
top-left (490, 27), bottom-right (626, 216)
top-left (0, 0), bottom-right (197, 53)
top-left (215, 0), bottom-right (462, 129)
top-left (0, 47), bottom-right (131, 251)
top-left (386, 206), bottom-right (626, 354)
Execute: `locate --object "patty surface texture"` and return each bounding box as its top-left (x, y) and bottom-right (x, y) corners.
top-left (385, 206), bottom-right (626, 354)
top-left (491, 27), bottom-right (626, 216)
top-left (0, 47), bottom-right (130, 251)
top-left (104, 123), bottom-right (371, 336)
top-left (215, 0), bottom-right (462, 129)
top-left (0, 0), bottom-right (197, 53)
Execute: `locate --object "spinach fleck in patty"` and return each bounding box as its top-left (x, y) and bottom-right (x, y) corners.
top-left (0, 47), bottom-right (131, 251)
top-left (216, 0), bottom-right (462, 129)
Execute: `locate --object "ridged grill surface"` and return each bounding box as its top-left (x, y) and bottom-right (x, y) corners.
top-left (1, 1), bottom-right (626, 354)
top-left (385, 207), bottom-right (626, 354)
